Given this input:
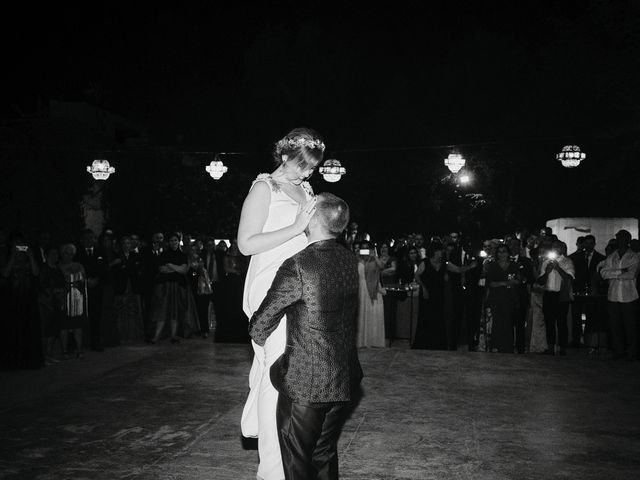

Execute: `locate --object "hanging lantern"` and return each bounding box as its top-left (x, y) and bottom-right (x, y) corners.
top-left (319, 159), bottom-right (346, 183)
top-left (86, 159), bottom-right (115, 180)
top-left (444, 153), bottom-right (465, 173)
top-left (205, 158), bottom-right (228, 180)
top-left (556, 145), bottom-right (585, 168)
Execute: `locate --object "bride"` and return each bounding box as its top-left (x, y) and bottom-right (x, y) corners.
top-left (238, 127), bottom-right (324, 480)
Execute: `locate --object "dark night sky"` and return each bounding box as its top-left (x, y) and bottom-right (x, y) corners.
top-left (4, 0), bottom-right (640, 239)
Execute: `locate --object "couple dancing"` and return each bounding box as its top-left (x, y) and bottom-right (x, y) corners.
top-left (238, 128), bottom-right (362, 480)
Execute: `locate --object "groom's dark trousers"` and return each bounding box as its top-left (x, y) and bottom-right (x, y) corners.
top-left (277, 396), bottom-right (349, 480)
top-left (250, 239), bottom-right (362, 480)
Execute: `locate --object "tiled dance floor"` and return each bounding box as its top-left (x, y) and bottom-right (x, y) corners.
top-left (1, 341), bottom-right (639, 479)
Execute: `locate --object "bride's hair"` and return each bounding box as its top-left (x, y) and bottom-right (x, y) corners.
top-left (273, 127), bottom-right (325, 171)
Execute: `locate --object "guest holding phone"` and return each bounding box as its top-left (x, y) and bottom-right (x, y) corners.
top-left (1, 232), bottom-right (42, 369)
top-left (537, 240), bottom-right (575, 355)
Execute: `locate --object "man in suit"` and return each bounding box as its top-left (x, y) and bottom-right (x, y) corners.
top-left (509, 238), bottom-right (534, 353)
top-left (33, 230), bottom-right (53, 267)
top-left (249, 193), bottom-right (362, 480)
top-left (141, 232), bottom-right (165, 340)
top-left (75, 228), bottom-right (107, 351)
top-left (569, 234), bottom-right (606, 348)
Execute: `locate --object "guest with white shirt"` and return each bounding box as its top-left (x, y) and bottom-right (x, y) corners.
top-left (537, 240), bottom-right (575, 355)
top-left (600, 230), bottom-right (639, 361)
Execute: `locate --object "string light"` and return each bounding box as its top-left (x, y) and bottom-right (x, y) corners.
top-left (556, 145), bottom-right (585, 168)
top-left (205, 155), bottom-right (228, 180)
top-left (86, 159), bottom-right (115, 180)
top-left (319, 159), bottom-right (346, 182)
top-left (444, 153), bottom-right (466, 173)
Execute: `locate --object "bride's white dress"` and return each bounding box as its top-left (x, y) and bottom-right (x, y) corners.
top-left (241, 174), bottom-right (313, 480)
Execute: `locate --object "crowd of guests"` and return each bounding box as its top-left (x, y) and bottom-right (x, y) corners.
top-left (0, 228), bottom-right (250, 370)
top-left (343, 222), bottom-right (639, 361)
top-left (3, 221), bottom-right (639, 370)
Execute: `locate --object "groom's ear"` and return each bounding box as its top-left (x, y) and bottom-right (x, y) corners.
top-left (309, 213), bottom-right (321, 231)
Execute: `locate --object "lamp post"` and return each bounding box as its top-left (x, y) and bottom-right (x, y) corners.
top-left (556, 145), bottom-right (585, 168)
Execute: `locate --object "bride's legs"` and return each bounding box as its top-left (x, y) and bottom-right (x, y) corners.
top-left (256, 319), bottom-right (287, 480)
top-left (257, 369), bottom-right (284, 480)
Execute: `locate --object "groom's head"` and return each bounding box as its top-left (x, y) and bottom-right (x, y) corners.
top-left (307, 193), bottom-right (350, 239)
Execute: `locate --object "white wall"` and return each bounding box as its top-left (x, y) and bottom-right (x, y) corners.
top-left (546, 217), bottom-right (638, 255)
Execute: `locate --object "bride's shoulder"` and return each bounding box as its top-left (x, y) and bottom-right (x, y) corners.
top-left (251, 173), bottom-right (280, 193)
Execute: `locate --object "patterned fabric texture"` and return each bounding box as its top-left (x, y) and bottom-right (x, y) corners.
top-left (249, 240), bottom-right (363, 404)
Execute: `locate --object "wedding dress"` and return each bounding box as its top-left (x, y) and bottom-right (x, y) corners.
top-left (241, 174), bottom-right (313, 480)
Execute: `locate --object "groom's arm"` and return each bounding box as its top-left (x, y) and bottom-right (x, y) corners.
top-left (249, 257), bottom-right (302, 346)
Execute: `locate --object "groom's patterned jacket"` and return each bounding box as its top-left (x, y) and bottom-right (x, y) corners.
top-left (249, 239), bottom-right (363, 404)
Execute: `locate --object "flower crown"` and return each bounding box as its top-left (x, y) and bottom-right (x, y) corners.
top-left (277, 136), bottom-right (325, 152)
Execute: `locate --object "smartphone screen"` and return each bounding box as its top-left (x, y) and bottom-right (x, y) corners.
top-left (359, 249), bottom-right (370, 255)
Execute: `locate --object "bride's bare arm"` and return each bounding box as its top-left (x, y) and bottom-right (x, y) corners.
top-left (237, 182), bottom-right (316, 256)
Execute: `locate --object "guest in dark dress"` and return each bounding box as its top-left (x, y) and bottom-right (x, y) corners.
top-left (508, 238), bottom-right (534, 353)
top-left (379, 242), bottom-right (400, 341)
top-left (485, 244), bottom-right (520, 353)
top-left (412, 243), bottom-right (446, 350)
top-left (194, 238), bottom-right (221, 339)
top-left (141, 232), bottom-right (165, 340)
top-left (1, 232), bottom-right (43, 369)
top-left (150, 233), bottom-right (199, 344)
top-left (397, 247), bottom-right (421, 284)
top-left (110, 236), bottom-right (144, 343)
top-left (444, 242), bottom-right (478, 350)
top-left (217, 240), bottom-right (249, 343)
top-left (38, 247), bottom-right (65, 362)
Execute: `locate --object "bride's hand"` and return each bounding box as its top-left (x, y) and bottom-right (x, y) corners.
top-left (293, 197), bottom-right (317, 233)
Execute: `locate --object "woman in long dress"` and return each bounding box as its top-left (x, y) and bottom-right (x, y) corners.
top-left (238, 128), bottom-right (324, 480)
top-left (150, 233), bottom-right (199, 344)
top-left (356, 242), bottom-right (387, 348)
top-left (413, 244), bottom-right (446, 350)
top-left (528, 242), bottom-right (550, 353)
top-left (111, 236), bottom-right (144, 344)
top-left (485, 244), bottom-right (520, 353)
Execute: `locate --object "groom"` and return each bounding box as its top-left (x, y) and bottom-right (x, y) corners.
top-left (249, 192), bottom-right (362, 480)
